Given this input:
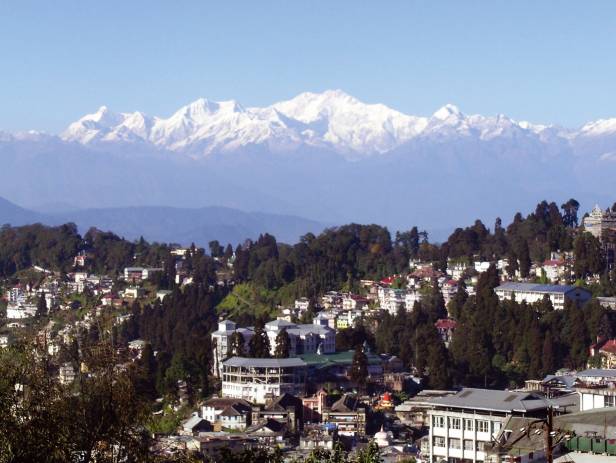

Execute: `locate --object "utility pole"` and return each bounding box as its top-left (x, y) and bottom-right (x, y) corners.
top-left (545, 406), bottom-right (554, 463)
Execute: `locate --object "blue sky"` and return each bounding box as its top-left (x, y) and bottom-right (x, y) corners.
top-left (1, 1), bottom-right (616, 132)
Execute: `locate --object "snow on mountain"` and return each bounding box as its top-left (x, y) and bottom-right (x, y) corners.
top-left (57, 90), bottom-right (616, 159)
top-left (271, 89), bottom-right (428, 155)
top-left (577, 118), bottom-right (616, 137)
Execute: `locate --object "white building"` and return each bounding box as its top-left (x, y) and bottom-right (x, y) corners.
top-left (59, 363), bottom-right (76, 385)
top-left (577, 369), bottom-right (616, 411)
top-left (583, 205), bottom-right (616, 240)
top-left (378, 287), bottom-right (407, 315)
top-left (447, 262), bottom-right (470, 281)
top-left (404, 290), bottom-right (423, 312)
top-left (494, 283), bottom-right (591, 310)
top-left (6, 302), bottom-right (37, 319)
top-left (211, 320), bottom-right (254, 378)
top-left (265, 319), bottom-right (336, 357)
top-left (426, 388), bottom-right (549, 463)
top-left (342, 295), bottom-right (369, 311)
top-left (313, 311), bottom-right (337, 330)
top-left (212, 319), bottom-right (335, 377)
top-left (221, 357), bottom-right (307, 404)
top-left (201, 397), bottom-right (252, 430)
top-left (294, 297), bottom-right (310, 313)
top-left (535, 259), bottom-right (568, 283)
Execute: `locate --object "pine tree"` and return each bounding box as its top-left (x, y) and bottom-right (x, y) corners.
top-left (274, 329), bottom-right (291, 358)
top-left (541, 330), bottom-right (555, 376)
top-left (228, 331), bottom-right (246, 357)
top-left (518, 241), bottom-right (531, 278)
top-left (135, 343), bottom-right (157, 400)
top-left (35, 294), bottom-right (47, 318)
top-left (350, 344), bottom-right (368, 391)
top-left (249, 320), bottom-right (271, 358)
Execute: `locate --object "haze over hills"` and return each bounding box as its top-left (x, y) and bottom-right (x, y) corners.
top-left (0, 197), bottom-right (327, 246)
top-left (1, 90), bottom-right (616, 239)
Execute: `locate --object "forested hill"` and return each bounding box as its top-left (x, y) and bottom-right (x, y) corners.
top-left (1, 199), bottom-right (616, 392)
top-left (0, 198), bottom-right (612, 286)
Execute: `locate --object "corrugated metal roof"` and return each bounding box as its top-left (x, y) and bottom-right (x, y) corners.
top-left (426, 388), bottom-right (549, 413)
top-left (223, 356), bottom-right (306, 368)
top-left (495, 282), bottom-right (588, 294)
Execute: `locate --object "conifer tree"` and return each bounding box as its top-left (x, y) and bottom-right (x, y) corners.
top-left (350, 344), bottom-right (368, 391)
top-left (249, 320), bottom-right (271, 358)
top-left (228, 331), bottom-right (246, 357)
top-left (274, 328), bottom-right (291, 358)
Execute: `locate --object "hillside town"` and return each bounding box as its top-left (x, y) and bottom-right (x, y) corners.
top-left (1, 201), bottom-right (616, 462)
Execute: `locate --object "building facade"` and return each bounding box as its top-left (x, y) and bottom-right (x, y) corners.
top-left (221, 357), bottom-right (307, 404)
top-left (494, 283), bottom-right (591, 310)
top-left (426, 388), bottom-right (549, 463)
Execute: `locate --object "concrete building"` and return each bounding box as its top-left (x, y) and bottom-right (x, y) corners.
top-left (583, 205), bottom-right (616, 240)
top-left (494, 283), bottom-right (591, 310)
top-left (221, 357), bottom-right (307, 404)
top-left (211, 320), bottom-right (255, 378)
top-left (264, 320), bottom-right (336, 357)
top-left (201, 397), bottom-right (252, 431)
top-left (426, 388), bottom-right (550, 463)
top-left (576, 369), bottom-right (616, 411)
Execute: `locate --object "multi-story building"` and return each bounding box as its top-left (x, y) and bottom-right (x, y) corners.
top-left (342, 294), bottom-right (369, 311)
top-left (211, 320), bottom-right (254, 377)
top-left (212, 318), bottom-right (335, 378)
top-left (576, 368), bottom-right (616, 411)
top-left (378, 287), bottom-right (406, 314)
top-left (221, 357), bottom-right (307, 404)
top-left (426, 388), bottom-right (549, 463)
top-left (321, 394), bottom-right (367, 437)
top-left (404, 290), bottom-right (423, 311)
top-left (583, 205), bottom-right (616, 240)
top-left (264, 319), bottom-right (336, 357)
top-left (294, 297), bottom-right (311, 313)
top-left (589, 339), bottom-right (616, 369)
top-left (201, 397), bottom-right (252, 430)
top-left (494, 283), bottom-right (591, 310)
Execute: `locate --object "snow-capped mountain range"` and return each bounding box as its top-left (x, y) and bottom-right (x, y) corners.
top-left (56, 90), bottom-right (616, 159)
top-left (2, 89), bottom-right (616, 242)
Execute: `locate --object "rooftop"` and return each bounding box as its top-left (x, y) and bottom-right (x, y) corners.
top-left (577, 368), bottom-right (616, 379)
top-left (299, 350), bottom-right (382, 368)
top-left (495, 282), bottom-right (588, 294)
top-left (426, 388), bottom-right (549, 413)
top-left (222, 356), bottom-right (307, 368)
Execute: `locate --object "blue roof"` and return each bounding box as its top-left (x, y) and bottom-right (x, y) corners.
top-left (495, 282), bottom-right (588, 294)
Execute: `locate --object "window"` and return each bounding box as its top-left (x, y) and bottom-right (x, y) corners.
top-left (606, 395), bottom-right (616, 407)
top-left (449, 438), bottom-right (461, 449)
top-left (434, 436), bottom-right (446, 448)
top-left (464, 419), bottom-right (474, 431)
top-left (492, 421), bottom-right (502, 434)
top-left (450, 417), bottom-right (461, 430)
top-left (464, 439), bottom-right (474, 451)
top-left (433, 416), bottom-right (445, 428)
top-left (476, 441), bottom-right (485, 451)
top-left (476, 420), bottom-right (489, 433)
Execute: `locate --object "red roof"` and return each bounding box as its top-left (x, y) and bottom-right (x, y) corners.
top-left (435, 318), bottom-right (458, 330)
top-left (380, 275), bottom-right (398, 285)
top-left (600, 339), bottom-right (616, 354)
top-left (410, 267), bottom-right (444, 279)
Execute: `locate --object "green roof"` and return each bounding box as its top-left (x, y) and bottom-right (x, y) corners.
top-left (299, 350), bottom-right (382, 369)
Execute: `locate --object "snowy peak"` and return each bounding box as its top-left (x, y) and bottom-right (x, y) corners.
top-left (432, 104), bottom-right (463, 121)
top-left (578, 118), bottom-right (616, 137)
top-left (56, 90), bottom-right (616, 158)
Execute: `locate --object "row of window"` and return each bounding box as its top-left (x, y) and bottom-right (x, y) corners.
top-left (433, 437), bottom-right (486, 451)
top-left (432, 416), bottom-right (497, 434)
